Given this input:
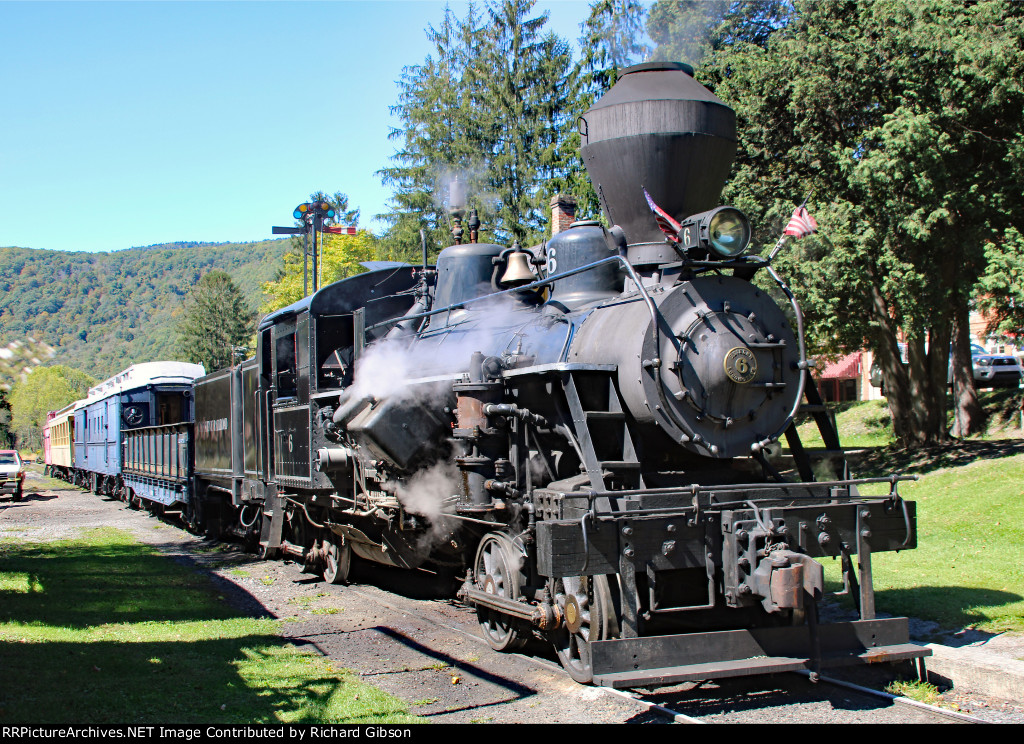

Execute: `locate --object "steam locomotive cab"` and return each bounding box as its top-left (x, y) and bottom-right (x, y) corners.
top-left (246, 61), bottom-right (927, 686)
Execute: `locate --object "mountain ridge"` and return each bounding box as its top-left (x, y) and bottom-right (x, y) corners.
top-left (0, 238), bottom-right (293, 380)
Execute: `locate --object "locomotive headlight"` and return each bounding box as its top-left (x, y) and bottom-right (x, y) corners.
top-left (678, 206), bottom-right (751, 259)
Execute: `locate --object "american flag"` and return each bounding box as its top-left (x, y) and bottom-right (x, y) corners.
top-left (643, 188), bottom-right (682, 241)
top-left (784, 206), bottom-right (818, 238)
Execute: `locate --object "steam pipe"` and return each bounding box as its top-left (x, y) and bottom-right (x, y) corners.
top-left (483, 403), bottom-right (548, 428)
top-left (582, 475), bottom-right (918, 502)
top-left (384, 294), bottom-right (430, 341)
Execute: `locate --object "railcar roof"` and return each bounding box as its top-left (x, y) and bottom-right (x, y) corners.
top-left (86, 361), bottom-right (206, 400)
top-left (48, 399), bottom-right (83, 422)
top-left (259, 265), bottom-right (417, 330)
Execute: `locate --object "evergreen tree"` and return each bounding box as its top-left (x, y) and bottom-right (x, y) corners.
top-left (484, 0), bottom-right (575, 242)
top-left (378, 4), bottom-right (486, 259)
top-left (379, 0), bottom-right (577, 251)
top-left (579, 0), bottom-right (651, 88)
top-left (647, 1), bottom-right (786, 65)
top-left (175, 270), bottom-right (255, 374)
top-left (571, 0), bottom-right (652, 218)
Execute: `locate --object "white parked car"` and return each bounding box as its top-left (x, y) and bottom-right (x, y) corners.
top-left (0, 450), bottom-right (25, 501)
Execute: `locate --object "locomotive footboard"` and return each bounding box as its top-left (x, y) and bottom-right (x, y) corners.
top-left (589, 618), bottom-right (928, 688)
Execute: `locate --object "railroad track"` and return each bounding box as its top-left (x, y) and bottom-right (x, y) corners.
top-left (601, 669), bottom-right (987, 724)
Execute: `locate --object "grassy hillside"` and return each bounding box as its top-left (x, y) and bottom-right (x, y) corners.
top-left (0, 239), bottom-right (291, 380)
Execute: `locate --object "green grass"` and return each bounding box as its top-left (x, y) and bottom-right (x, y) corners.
top-left (885, 679), bottom-right (945, 705)
top-left (796, 389), bottom-right (1024, 449)
top-left (816, 445), bottom-right (1024, 635)
top-left (788, 396), bottom-right (1024, 635)
top-left (795, 399), bottom-right (895, 448)
top-left (0, 528), bottom-right (422, 724)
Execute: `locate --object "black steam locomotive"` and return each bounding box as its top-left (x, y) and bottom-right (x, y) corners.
top-left (67, 62), bottom-right (929, 687)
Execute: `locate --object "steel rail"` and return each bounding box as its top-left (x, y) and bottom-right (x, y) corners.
top-left (799, 671), bottom-right (989, 724)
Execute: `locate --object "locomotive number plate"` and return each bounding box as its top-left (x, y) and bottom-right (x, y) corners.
top-left (724, 347), bottom-right (757, 383)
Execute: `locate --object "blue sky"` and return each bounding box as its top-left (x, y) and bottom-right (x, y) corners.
top-left (0, 0), bottom-right (599, 253)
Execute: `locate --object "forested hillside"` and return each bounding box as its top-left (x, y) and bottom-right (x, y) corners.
top-left (0, 239), bottom-right (291, 380)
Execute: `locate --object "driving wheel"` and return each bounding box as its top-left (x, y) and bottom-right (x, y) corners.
top-left (474, 532), bottom-right (528, 651)
top-left (322, 534), bottom-right (351, 585)
top-left (551, 574), bottom-right (620, 684)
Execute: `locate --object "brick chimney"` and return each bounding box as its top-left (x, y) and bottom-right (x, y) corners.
top-left (550, 194), bottom-right (578, 237)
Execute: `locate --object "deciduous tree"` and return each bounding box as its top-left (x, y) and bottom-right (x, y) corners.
top-left (10, 365), bottom-right (94, 450)
top-left (261, 230), bottom-right (381, 314)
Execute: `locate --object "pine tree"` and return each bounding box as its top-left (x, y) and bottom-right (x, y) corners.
top-left (379, 0), bottom-right (577, 250)
top-left (378, 5), bottom-right (487, 258)
top-left (570, 0), bottom-right (652, 219)
top-left (175, 270), bottom-right (255, 374)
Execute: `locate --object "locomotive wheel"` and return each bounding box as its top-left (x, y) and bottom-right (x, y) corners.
top-left (183, 499), bottom-right (201, 535)
top-left (322, 536), bottom-right (351, 585)
top-left (474, 532), bottom-right (528, 652)
top-left (551, 575), bottom-right (620, 684)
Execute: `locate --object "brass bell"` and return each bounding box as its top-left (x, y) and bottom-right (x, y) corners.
top-left (501, 248), bottom-right (535, 286)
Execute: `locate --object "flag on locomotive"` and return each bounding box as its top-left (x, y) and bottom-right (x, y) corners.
top-left (784, 206), bottom-right (818, 238)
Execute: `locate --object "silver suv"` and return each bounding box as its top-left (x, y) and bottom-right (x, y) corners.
top-left (0, 450), bottom-right (25, 501)
top-left (870, 342), bottom-right (1023, 391)
top-left (965, 343), bottom-right (1023, 389)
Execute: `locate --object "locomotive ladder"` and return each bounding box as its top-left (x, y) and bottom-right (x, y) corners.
top-left (563, 372), bottom-right (642, 491)
top-left (784, 367), bottom-right (851, 483)
top-left (783, 366), bottom-right (880, 618)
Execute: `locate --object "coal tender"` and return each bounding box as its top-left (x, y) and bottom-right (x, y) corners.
top-left (244, 62), bottom-right (928, 686)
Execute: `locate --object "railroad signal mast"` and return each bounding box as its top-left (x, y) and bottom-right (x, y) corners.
top-left (272, 201), bottom-right (356, 296)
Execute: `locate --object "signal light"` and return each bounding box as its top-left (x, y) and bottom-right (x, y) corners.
top-left (292, 201), bottom-right (337, 220)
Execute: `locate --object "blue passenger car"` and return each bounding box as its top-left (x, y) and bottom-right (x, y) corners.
top-left (73, 362), bottom-right (205, 499)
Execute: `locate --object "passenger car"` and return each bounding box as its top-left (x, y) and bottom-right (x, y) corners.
top-left (0, 450), bottom-right (25, 501)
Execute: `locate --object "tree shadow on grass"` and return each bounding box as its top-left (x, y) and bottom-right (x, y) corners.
top-left (0, 537), bottom-right (416, 724)
top-left (0, 637), bottom-right (413, 724)
top-left (820, 580), bottom-right (1023, 639)
top-left (0, 536), bottom-right (240, 628)
top-left (852, 438), bottom-right (1024, 478)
